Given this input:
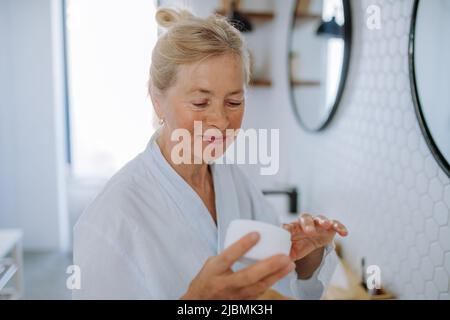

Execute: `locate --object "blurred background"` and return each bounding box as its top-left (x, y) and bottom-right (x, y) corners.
top-left (1, 0), bottom-right (449, 300)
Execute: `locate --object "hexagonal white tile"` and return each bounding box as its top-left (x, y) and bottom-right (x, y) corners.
top-left (281, 0), bottom-right (450, 299)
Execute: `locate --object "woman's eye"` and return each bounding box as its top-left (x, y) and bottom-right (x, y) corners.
top-left (228, 101), bottom-right (243, 108)
top-left (192, 102), bottom-right (208, 108)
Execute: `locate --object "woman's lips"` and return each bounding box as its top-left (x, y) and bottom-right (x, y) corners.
top-left (202, 135), bottom-right (225, 143)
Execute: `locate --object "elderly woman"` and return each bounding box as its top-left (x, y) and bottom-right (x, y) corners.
top-left (73, 7), bottom-right (348, 300)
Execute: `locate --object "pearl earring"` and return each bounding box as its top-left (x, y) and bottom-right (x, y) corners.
top-left (158, 118), bottom-right (165, 126)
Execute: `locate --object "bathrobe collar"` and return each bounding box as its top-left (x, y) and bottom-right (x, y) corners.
top-left (143, 132), bottom-right (241, 255)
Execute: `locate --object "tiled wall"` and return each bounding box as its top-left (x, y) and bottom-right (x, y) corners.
top-left (301, 0), bottom-right (450, 299)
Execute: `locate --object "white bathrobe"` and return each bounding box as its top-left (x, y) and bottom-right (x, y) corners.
top-left (73, 133), bottom-right (338, 299)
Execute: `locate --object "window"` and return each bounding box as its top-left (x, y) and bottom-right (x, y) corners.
top-left (65, 0), bottom-right (158, 178)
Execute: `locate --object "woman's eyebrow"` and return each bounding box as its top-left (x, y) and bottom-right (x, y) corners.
top-left (227, 89), bottom-right (244, 96)
top-left (187, 88), bottom-right (212, 95)
top-left (187, 88), bottom-right (244, 96)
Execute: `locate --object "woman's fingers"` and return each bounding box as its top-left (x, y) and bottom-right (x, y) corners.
top-left (286, 214), bottom-right (348, 237)
top-left (230, 254), bottom-right (293, 288)
top-left (331, 220), bottom-right (349, 236)
top-left (282, 223), bottom-right (293, 233)
top-left (299, 213), bottom-right (316, 234)
top-left (237, 260), bottom-right (296, 299)
top-left (214, 232), bottom-right (260, 273)
top-left (314, 215), bottom-right (333, 229)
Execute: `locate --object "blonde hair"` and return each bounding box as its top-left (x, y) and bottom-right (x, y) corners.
top-left (149, 7), bottom-right (251, 94)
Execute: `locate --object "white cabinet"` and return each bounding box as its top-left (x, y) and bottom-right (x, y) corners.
top-left (0, 230), bottom-right (24, 299)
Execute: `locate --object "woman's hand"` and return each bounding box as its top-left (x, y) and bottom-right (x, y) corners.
top-left (283, 214), bottom-right (348, 262)
top-left (181, 232), bottom-right (296, 300)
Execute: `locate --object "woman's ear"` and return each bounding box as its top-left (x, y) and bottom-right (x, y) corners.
top-left (149, 84), bottom-right (164, 120)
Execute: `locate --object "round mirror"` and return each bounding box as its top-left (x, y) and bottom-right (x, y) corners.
top-left (288, 0), bottom-right (352, 131)
top-left (410, 0), bottom-right (450, 177)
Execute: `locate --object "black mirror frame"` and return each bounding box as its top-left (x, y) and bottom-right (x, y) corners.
top-left (288, 0), bottom-right (353, 132)
top-left (409, 0), bottom-right (450, 178)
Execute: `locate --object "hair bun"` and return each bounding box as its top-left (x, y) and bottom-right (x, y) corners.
top-left (155, 7), bottom-right (194, 29)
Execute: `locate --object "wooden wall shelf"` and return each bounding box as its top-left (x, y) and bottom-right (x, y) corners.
top-left (215, 9), bottom-right (275, 20)
top-left (249, 79), bottom-right (321, 88)
top-left (291, 80), bottom-right (321, 87)
top-left (250, 78), bottom-right (272, 87)
top-left (215, 6), bottom-right (275, 88)
top-left (295, 13), bottom-right (322, 20)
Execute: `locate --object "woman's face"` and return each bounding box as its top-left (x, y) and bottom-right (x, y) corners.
top-left (154, 53), bottom-right (245, 163)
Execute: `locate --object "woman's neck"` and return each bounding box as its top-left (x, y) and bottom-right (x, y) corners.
top-left (156, 131), bottom-right (210, 189)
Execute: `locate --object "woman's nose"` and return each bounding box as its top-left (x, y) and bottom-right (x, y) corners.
top-left (206, 105), bottom-right (230, 130)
